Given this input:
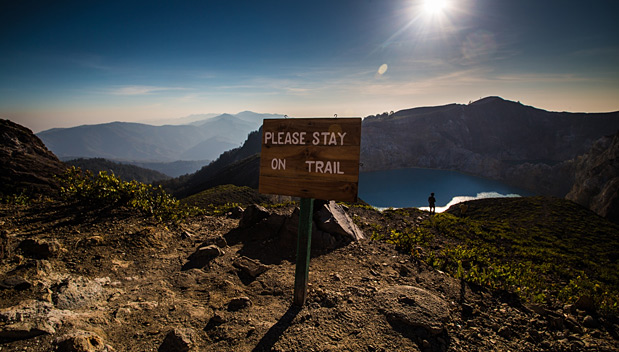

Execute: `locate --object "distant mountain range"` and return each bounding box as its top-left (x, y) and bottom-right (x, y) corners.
top-left (160, 97), bottom-right (619, 222)
top-left (4, 96), bottom-right (619, 222)
top-left (36, 111), bottom-right (283, 165)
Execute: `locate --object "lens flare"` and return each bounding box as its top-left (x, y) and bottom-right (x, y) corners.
top-left (377, 64), bottom-right (388, 75)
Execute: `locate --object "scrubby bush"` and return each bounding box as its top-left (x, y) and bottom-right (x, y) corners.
top-left (57, 166), bottom-right (200, 222)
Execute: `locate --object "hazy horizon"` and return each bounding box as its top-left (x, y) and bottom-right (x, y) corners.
top-left (2, 0), bottom-right (618, 133)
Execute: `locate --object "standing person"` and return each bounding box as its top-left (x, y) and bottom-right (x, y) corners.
top-left (428, 192), bottom-right (436, 214)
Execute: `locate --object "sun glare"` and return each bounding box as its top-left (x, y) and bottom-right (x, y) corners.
top-left (423, 0), bottom-right (449, 15)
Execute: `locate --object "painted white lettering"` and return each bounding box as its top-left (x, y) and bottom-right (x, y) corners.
top-left (338, 132), bottom-right (347, 145)
top-left (271, 158), bottom-right (286, 170)
top-left (305, 160), bottom-right (346, 174)
top-left (324, 161), bottom-right (332, 173)
top-left (312, 132), bottom-right (320, 145)
top-left (277, 132), bottom-right (284, 144)
top-left (315, 160), bottom-right (324, 173)
top-left (328, 133), bottom-right (337, 145)
top-left (264, 132), bottom-right (273, 144)
top-left (321, 132), bottom-right (330, 145)
top-left (284, 132), bottom-right (292, 144)
top-left (335, 161), bottom-right (344, 174)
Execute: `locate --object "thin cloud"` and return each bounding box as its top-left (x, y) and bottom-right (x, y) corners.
top-left (107, 85), bottom-right (189, 96)
top-left (493, 73), bottom-right (590, 84)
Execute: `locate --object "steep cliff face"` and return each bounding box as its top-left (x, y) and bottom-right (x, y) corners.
top-left (360, 97), bottom-right (619, 196)
top-left (0, 119), bottom-right (66, 196)
top-left (566, 132), bottom-right (619, 223)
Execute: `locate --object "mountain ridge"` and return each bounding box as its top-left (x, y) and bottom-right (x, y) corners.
top-left (36, 112), bottom-right (283, 164)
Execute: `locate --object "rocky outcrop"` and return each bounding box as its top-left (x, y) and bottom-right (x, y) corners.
top-left (566, 132), bottom-right (619, 222)
top-left (361, 97), bottom-right (619, 196)
top-left (224, 201), bottom-right (365, 265)
top-left (0, 119), bottom-right (66, 197)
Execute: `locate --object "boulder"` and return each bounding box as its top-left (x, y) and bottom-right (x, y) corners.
top-left (224, 202), bottom-right (365, 264)
top-left (377, 285), bottom-right (450, 336)
top-left (52, 277), bottom-right (106, 310)
top-left (239, 204), bottom-right (269, 229)
top-left (314, 201), bottom-right (365, 242)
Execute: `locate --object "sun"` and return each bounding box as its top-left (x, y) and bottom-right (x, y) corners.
top-left (423, 0), bottom-right (449, 15)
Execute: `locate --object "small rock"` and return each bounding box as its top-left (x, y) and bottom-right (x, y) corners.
top-left (180, 230), bottom-right (193, 240)
top-left (18, 239), bottom-right (61, 259)
top-left (201, 235), bottom-right (228, 248)
top-left (182, 245), bottom-right (223, 270)
top-left (583, 315), bottom-right (597, 328)
top-left (574, 296), bottom-right (596, 313)
top-left (233, 256), bottom-right (269, 279)
top-left (205, 312), bottom-right (226, 330)
top-left (0, 275), bottom-right (32, 291)
top-left (0, 321), bottom-right (55, 340)
top-left (228, 206), bottom-right (244, 219)
top-left (227, 296), bottom-right (252, 311)
top-left (56, 330), bottom-right (114, 352)
top-left (158, 328), bottom-right (194, 352)
top-left (497, 326), bottom-right (511, 338)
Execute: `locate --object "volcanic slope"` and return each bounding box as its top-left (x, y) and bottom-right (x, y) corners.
top-left (1, 194), bottom-right (617, 351)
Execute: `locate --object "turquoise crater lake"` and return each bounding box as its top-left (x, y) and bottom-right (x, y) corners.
top-left (358, 168), bottom-right (533, 211)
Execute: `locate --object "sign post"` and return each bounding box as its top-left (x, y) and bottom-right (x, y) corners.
top-left (259, 118), bottom-right (362, 306)
top-left (293, 197), bottom-right (314, 306)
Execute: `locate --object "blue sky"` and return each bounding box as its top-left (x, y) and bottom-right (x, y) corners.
top-left (1, 0), bottom-right (618, 132)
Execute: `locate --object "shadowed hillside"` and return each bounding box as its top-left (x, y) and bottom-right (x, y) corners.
top-left (0, 119), bottom-right (65, 197)
top-left (361, 97), bottom-right (619, 196)
top-left (163, 128), bottom-right (262, 198)
top-left (66, 158), bottom-right (171, 183)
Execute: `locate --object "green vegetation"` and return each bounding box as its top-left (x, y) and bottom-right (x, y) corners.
top-left (66, 157), bottom-right (171, 183)
top-left (372, 197), bottom-right (619, 314)
top-left (57, 166), bottom-right (200, 222)
top-left (181, 184), bottom-right (270, 209)
top-left (0, 192), bottom-right (31, 205)
top-left (372, 227), bottom-right (434, 256)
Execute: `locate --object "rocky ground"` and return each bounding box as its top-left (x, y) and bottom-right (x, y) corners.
top-left (1, 200), bottom-right (618, 352)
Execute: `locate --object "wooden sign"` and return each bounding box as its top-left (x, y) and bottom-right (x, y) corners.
top-left (259, 118), bottom-right (362, 202)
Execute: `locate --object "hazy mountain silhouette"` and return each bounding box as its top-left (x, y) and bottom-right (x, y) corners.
top-left (37, 112), bottom-right (282, 163)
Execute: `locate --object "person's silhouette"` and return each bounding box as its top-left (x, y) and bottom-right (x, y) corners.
top-left (428, 192), bottom-right (436, 214)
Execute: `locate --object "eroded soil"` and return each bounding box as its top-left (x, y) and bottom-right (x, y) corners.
top-left (0, 202), bottom-right (617, 351)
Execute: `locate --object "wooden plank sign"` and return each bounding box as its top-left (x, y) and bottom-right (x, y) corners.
top-left (259, 118), bottom-right (362, 202)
